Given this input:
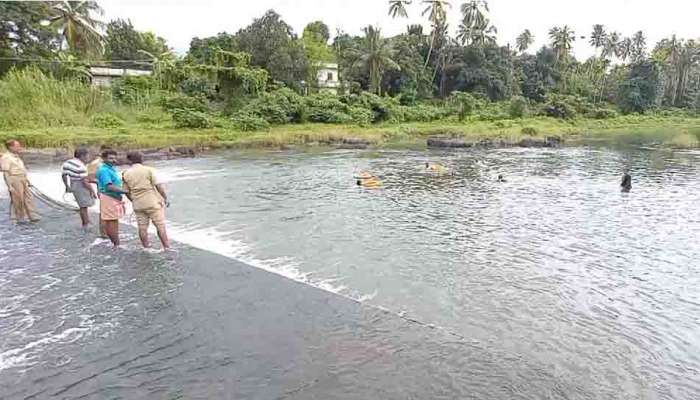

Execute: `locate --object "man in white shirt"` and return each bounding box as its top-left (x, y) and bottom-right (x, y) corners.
top-left (61, 148), bottom-right (97, 228)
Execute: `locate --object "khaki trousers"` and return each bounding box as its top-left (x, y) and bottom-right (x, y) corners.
top-left (5, 175), bottom-right (39, 222)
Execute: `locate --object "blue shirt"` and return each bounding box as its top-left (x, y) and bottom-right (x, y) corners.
top-left (96, 163), bottom-right (123, 200)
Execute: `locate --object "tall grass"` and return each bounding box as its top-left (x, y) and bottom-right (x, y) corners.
top-left (0, 67), bottom-right (110, 129)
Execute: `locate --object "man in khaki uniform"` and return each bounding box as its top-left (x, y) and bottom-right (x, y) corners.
top-left (122, 151), bottom-right (170, 250)
top-left (1, 140), bottom-right (40, 223)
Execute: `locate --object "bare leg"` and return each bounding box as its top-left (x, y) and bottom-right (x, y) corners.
top-left (104, 220), bottom-right (120, 247)
top-left (98, 215), bottom-right (107, 238)
top-left (138, 224), bottom-right (151, 248)
top-left (155, 224), bottom-right (170, 250)
top-left (79, 208), bottom-right (90, 227)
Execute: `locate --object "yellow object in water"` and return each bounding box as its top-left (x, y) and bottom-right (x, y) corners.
top-left (357, 176), bottom-right (383, 188)
top-left (426, 163), bottom-right (449, 174)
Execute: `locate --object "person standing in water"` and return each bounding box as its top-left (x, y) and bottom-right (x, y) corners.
top-left (122, 151), bottom-right (171, 250)
top-left (87, 146), bottom-right (107, 237)
top-left (61, 148), bottom-right (97, 228)
top-left (621, 169), bottom-right (632, 193)
top-left (96, 150), bottom-right (128, 247)
top-left (1, 139), bottom-right (40, 223)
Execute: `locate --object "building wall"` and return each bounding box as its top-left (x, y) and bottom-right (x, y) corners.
top-left (316, 63), bottom-right (340, 94)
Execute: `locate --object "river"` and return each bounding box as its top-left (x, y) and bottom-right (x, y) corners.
top-left (1, 145), bottom-right (699, 399)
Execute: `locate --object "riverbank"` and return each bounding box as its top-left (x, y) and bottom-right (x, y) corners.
top-left (2, 114), bottom-right (700, 153)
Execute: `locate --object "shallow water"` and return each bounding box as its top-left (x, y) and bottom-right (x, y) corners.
top-left (1, 146), bottom-right (700, 399)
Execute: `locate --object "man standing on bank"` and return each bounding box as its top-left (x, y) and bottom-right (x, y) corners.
top-left (96, 149), bottom-right (128, 247)
top-left (1, 139), bottom-right (40, 223)
top-left (61, 148), bottom-right (97, 228)
top-left (122, 151), bottom-right (171, 250)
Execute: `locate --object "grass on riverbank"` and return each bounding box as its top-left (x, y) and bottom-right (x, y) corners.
top-left (2, 113), bottom-right (700, 150)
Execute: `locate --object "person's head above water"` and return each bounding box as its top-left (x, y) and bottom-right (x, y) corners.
top-left (426, 162), bottom-right (430, 168)
top-left (101, 149), bottom-right (118, 165)
top-left (127, 151), bottom-right (144, 165)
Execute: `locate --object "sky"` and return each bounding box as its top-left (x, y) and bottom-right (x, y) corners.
top-left (101, 0), bottom-right (700, 59)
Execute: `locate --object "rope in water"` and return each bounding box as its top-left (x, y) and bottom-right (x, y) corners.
top-left (29, 186), bottom-right (80, 212)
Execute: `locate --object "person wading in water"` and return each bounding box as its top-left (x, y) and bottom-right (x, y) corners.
top-left (61, 148), bottom-right (97, 228)
top-left (621, 169), bottom-right (632, 193)
top-left (1, 139), bottom-right (40, 223)
top-left (96, 150), bottom-right (129, 247)
top-left (122, 151), bottom-right (171, 250)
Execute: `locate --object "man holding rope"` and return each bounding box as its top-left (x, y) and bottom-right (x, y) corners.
top-left (61, 148), bottom-right (97, 228)
top-left (1, 139), bottom-right (40, 223)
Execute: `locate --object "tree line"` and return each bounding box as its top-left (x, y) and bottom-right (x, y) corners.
top-left (1, 0), bottom-right (700, 123)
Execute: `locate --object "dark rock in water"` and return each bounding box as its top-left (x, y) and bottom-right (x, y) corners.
top-left (337, 143), bottom-right (369, 150)
top-left (20, 145), bottom-right (198, 166)
top-left (545, 136), bottom-right (562, 147)
top-left (343, 137), bottom-right (370, 146)
top-left (427, 137), bottom-right (473, 148)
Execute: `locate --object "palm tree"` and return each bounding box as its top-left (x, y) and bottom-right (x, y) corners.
top-left (602, 31), bottom-right (620, 60)
top-left (388, 0), bottom-right (412, 18)
top-left (460, 1), bottom-right (489, 29)
top-left (137, 49), bottom-right (175, 89)
top-left (616, 37), bottom-right (633, 62)
top-left (515, 29), bottom-right (534, 53)
top-left (351, 26), bottom-right (400, 95)
top-left (459, 17), bottom-right (496, 47)
top-left (631, 31), bottom-right (646, 61)
top-left (49, 1), bottom-right (105, 58)
top-left (655, 36), bottom-right (700, 106)
top-left (421, 0), bottom-right (451, 69)
top-left (589, 24), bottom-right (607, 56)
top-left (549, 25), bottom-right (576, 62)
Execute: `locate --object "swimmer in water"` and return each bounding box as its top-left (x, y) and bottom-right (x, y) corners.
top-left (425, 162), bottom-right (449, 174)
top-left (497, 174), bottom-right (507, 183)
top-left (621, 169), bottom-right (632, 193)
top-left (356, 171), bottom-right (382, 188)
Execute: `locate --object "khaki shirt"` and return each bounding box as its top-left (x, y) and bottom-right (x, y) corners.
top-left (1, 153), bottom-right (27, 176)
top-left (123, 164), bottom-right (164, 211)
top-left (86, 157), bottom-right (103, 182)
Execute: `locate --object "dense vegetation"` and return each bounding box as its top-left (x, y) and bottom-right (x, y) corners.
top-left (1, 1), bottom-right (699, 148)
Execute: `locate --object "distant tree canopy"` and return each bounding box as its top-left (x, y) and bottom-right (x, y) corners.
top-left (104, 19), bottom-right (169, 67)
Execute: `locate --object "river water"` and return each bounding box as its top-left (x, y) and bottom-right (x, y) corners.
top-left (1, 145), bottom-right (699, 399)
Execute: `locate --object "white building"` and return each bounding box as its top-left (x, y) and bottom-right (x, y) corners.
top-left (89, 66), bottom-right (152, 87)
top-left (316, 62), bottom-right (340, 94)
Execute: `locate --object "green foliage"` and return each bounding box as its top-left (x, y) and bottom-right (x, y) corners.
top-left (450, 91), bottom-right (477, 121)
top-left (111, 75), bottom-right (160, 105)
top-left (178, 76), bottom-right (216, 99)
top-left (618, 60), bottom-right (659, 113)
top-left (171, 108), bottom-right (214, 128)
top-left (521, 126), bottom-right (538, 135)
top-left (231, 111), bottom-right (270, 131)
top-left (104, 19), bottom-right (169, 67)
top-left (0, 67), bottom-right (108, 129)
top-left (91, 113), bottom-right (125, 128)
top-left (508, 95), bottom-right (529, 118)
top-left (235, 10), bottom-right (308, 90)
top-left (239, 88), bottom-right (305, 124)
top-left (587, 107), bottom-right (619, 119)
top-left (541, 95), bottom-right (577, 119)
top-left (161, 93), bottom-right (208, 113)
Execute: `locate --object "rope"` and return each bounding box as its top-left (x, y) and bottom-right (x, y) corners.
top-left (30, 186), bottom-right (80, 212)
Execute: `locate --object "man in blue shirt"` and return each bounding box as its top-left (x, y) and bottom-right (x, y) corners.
top-left (96, 149), bottom-right (129, 247)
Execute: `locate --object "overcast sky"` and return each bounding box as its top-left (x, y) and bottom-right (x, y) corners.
top-left (101, 0), bottom-right (699, 59)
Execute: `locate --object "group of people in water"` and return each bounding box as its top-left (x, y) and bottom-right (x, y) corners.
top-left (2, 138), bottom-right (634, 250)
top-left (1, 139), bottom-right (171, 250)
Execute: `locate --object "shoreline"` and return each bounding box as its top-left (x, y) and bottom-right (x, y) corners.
top-left (4, 115), bottom-right (700, 164)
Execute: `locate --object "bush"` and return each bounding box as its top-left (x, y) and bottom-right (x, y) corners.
top-left (91, 113), bottom-right (125, 128)
top-left (342, 92), bottom-right (394, 123)
top-left (305, 92), bottom-right (353, 123)
top-left (394, 104), bottom-right (447, 122)
top-left (307, 108), bottom-right (354, 124)
top-left (161, 93), bottom-right (208, 113)
top-left (541, 95), bottom-right (577, 119)
top-left (178, 76), bottom-right (216, 99)
top-left (450, 91), bottom-right (477, 121)
top-left (509, 96), bottom-right (529, 118)
top-left (171, 108), bottom-right (213, 128)
top-left (348, 107), bottom-right (373, 126)
top-left (240, 88), bottom-right (305, 124)
top-left (588, 108), bottom-right (619, 119)
top-left (112, 75), bottom-right (159, 106)
top-left (135, 108), bottom-right (171, 124)
top-left (231, 111), bottom-right (270, 131)
top-left (521, 126), bottom-right (538, 136)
